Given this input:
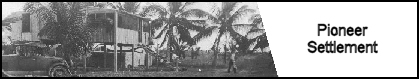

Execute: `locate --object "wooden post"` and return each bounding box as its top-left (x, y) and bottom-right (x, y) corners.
top-left (85, 8), bottom-right (89, 72)
top-left (132, 44), bottom-right (134, 70)
top-left (104, 45), bottom-right (107, 68)
top-left (156, 44), bottom-right (159, 71)
top-left (145, 48), bottom-right (148, 69)
top-left (120, 44), bottom-right (123, 70)
top-left (114, 11), bottom-right (118, 72)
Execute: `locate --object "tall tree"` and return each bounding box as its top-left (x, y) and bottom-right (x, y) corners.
top-left (23, 2), bottom-right (94, 66)
top-left (247, 14), bottom-right (268, 52)
top-left (141, 2), bottom-right (215, 61)
top-left (235, 14), bottom-right (267, 53)
top-left (192, 2), bottom-right (259, 66)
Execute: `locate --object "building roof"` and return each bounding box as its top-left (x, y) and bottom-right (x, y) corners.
top-left (2, 11), bottom-right (27, 23)
top-left (2, 22), bottom-right (10, 26)
top-left (84, 6), bottom-right (150, 20)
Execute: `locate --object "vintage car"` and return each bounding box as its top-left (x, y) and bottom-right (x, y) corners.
top-left (2, 42), bottom-right (71, 77)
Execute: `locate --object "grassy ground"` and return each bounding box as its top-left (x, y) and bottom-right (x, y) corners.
top-left (78, 52), bottom-right (277, 77)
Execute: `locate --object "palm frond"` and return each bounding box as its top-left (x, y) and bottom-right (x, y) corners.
top-left (188, 20), bottom-right (207, 27)
top-left (226, 25), bottom-right (242, 39)
top-left (79, 2), bottom-right (95, 8)
top-left (150, 17), bottom-right (167, 36)
top-left (230, 9), bottom-right (257, 23)
top-left (246, 29), bottom-right (265, 39)
top-left (177, 18), bottom-right (205, 31)
top-left (159, 35), bottom-right (168, 48)
top-left (249, 14), bottom-right (262, 23)
top-left (193, 26), bottom-right (217, 42)
top-left (141, 4), bottom-right (167, 17)
top-left (24, 2), bottom-right (56, 24)
top-left (212, 31), bottom-right (223, 49)
top-left (180, 9), bottom-right (218, 20)
top-left (252, 33), bottom-right (269, 50)
top-left (122, 2), bottom-right (140, 13)
top-left (23, 2), bottom-right (95, 62)
top-left (231, 24), bottom-right (255, 37)
top-left (154, 24), bottom-right (169, 39)
top-left (246, 29), bottom-right (265, 35)
top-left (167, 2), bottom-right (182, 14)
top-left (219, 2), bottom-right (239, 19)
top-left (176, 26), bottom-right (195, 45)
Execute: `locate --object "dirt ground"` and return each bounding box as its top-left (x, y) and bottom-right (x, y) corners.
top-left (78, 53), bottom-right (277, 77)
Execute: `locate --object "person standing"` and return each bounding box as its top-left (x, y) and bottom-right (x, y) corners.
top-left (178, 45), bottom-right (186, 59)
top-left (190, 47), bottom-right (195, 59)
top-left (181, 47), bottom-right (186, 59)
top-left (227, 45), bottom-right (238, 73)
top-left (192, 47), bottom-right (200, 59)
top-left (224, 45), bottom-right (229, 64)
top-left (195, 47), bottom-right (200, 59)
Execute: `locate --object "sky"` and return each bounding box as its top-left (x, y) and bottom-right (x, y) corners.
top-left (2, 2), bottom-right (25, 20)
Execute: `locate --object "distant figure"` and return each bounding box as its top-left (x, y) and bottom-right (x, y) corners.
top-left (191, 47), bottom-right (200, 59)
top-left (224, 45), bottom-right (229, 64)
top-left (227, 45), bottom-right (238, 73)
top-left (180, 46), bottom-right (187, 59)
top-left (190, 47), bottom-right (195, 59)
top-left (181, 50), bottom-right (186, 59)
top-left (195, 47), bottom-right (200, 59)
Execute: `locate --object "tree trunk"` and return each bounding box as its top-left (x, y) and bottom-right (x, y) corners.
top-left (84, 55), bottom-right (87, 72)
top-left (224, 51), bottom-right (227, 64)
top-left (212, 50), bottom-right (218, 67)
top-left (156, 44), bottom-right (159, 71)
top-left (169, 52), bottom-right (172, 62)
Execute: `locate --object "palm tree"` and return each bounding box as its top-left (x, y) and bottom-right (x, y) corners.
top-left (141, 2), bottom-right (217, 61)
top-left (235, 14), bottom-right (267, 53)
top-left (250, 33), bottom-right (268, 51)
top-left (192, 2), bottom-right (259, 67)
top-left (23, 2), bottom-right (94, 68)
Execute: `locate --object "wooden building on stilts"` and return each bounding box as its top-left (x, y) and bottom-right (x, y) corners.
top-left (84, 7), bottom-right (153, 71)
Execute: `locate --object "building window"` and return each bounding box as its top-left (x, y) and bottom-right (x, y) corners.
top-left (21, 13), bottom-right (30, 32)
top-left (139, 20), bottom-right (142, 43)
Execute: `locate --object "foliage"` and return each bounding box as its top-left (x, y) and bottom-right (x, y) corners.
top-left (23, 2), bottom-right (94, 61)
top-left (192, 2), bottom-right (260, 52)
top-left (238, 14), bottom-right (268, 52)
top-left (141, 2), bottom-right (213, 56)
top-left (108, 2), bottom-right (142, 14)
top-left (186, 2), bottom-right (260, 66)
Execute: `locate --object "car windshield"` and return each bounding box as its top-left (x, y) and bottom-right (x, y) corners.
top-left (18, 45), bottom-right (48, 57)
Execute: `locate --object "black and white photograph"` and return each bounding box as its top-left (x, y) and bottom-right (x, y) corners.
top-left (2, 2), bottom-right (276, 77)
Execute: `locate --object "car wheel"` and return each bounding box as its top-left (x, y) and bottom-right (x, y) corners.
top-left (50, 66), bottom-right (70, 77)
top-left (2, 69), bottom-right (8, 77)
